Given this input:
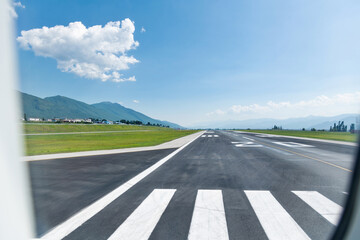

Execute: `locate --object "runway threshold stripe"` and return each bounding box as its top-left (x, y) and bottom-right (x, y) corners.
top-left (243, 137), bottom-right (254, 141)
top-left (107, 189), bottom-right (176, 240)
top-left (40, 132), bottom-right (203, 240)
top-left (188, 190), bottom-right (229, 240)
top-left (245, 191), bottom-right (310, 240)
top-left (292, 191), bottom-right (343, 225)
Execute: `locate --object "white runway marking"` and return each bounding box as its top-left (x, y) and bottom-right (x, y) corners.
top-left (245, 191), bottom-right (310, 240)
top-left (273, 142), bottom-right (314, 148)
top-left (108, 189), bottom-right (175, 240)
top-left (343, 192), bottom-right (348, 195)
top-left (201, 135), bottom-right (206, 137)
top-left (292, 191), bottom-right (343, 225)
top-left (243, 137), bottom-right (254, 141)
top-left (256, 134), bottom-right (281, 138)
top-left (235, 142), bottom-right (263, 147)
top-left (208, 135), bottom-right (213, 137)
top-left (188, 190), bottom-right (229, 240)
top-left (40, 132), bottom-right (203, 240)
top-left (231, 142), bottom-right (241, 144)
top-left (214, 135), bottom-right (219, 137)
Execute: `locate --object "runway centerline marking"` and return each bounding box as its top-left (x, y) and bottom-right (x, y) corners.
top-left (188, 190), bottom-right (229, 240)
top-left (292, 191), bottom-right (343, 225)
top-left (108, 189), bottom-right (176, 240)
top-left (245, 191), bottom-right (310, 240)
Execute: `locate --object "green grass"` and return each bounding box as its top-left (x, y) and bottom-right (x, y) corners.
top-left (24, 128), bottom-right (198, 156)
top-left (239, 130), bottom-right (358, 142)
top-left (23, 123), bottom-right (169, 134)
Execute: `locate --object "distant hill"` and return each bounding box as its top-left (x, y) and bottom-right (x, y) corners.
top-left (190, 114), bottom-right (359, 130)
top-left (20, 92), bottom-right (183, 129)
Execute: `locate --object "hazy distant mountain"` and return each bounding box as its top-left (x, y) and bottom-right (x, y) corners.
top-left (20, 92), bottom-right (183, 129)
top-left (191, 114), bottom-right (359, 130)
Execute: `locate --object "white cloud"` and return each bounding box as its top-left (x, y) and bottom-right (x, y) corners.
top-left (8, 1), bottom-right (25, 18)
top-left (140, 27), bottom-right (146, 33)
top-left (206, 109), bottom-right (226, 116)
top-left (207, 91), bottom-right (360, 119)
top-left (17, 19), bottom-right (139, 82)
top-left (133, 100), bottom-right (139, 104)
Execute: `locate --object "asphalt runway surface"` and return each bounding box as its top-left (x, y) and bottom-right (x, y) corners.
top-left (28, 130), bottom-right (358, 240)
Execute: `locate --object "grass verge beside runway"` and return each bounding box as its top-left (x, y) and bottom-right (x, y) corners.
top-left (239, 130), bottom-right (358, 142)
top-left (24, 123), bottom-right (168, 134)
top-left (24, 124), bottom-right (197, 155)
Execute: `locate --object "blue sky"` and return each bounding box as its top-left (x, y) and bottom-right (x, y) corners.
top-left (14, 0), bottom-right (360, 126)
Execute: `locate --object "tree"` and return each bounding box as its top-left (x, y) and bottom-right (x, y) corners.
top-left (311, 128), bottom-right (316, 131)
top-left (302, 128), bottom-right (305, 131)
top-left (350, 123), bottom-right (355, 134)
top-left (330, 121), bottom-right (347, 132)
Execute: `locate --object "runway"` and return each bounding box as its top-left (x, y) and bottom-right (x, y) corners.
top-left (29, 130), bottom-right (357, 240)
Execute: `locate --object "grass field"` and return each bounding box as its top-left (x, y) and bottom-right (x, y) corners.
top-left (23, 123), bottom-right (168, 134)
top-left (23, 124), bottom-right (197, 156)
top-left (239, 130), bottom-right (358, 142)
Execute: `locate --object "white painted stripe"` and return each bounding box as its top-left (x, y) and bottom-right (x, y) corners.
top-left (231, 142), bottom-right (241, 144)
top-left (188, 190), bottom-right (229, 240)
top-left (214, 135), bottom-right (219, 137)
top-left (201, 135), bottom-right (206, 137)
top-left (273, 142), bottom-right (313, 148)
top-left (40, 132), bottom-right (204, 240)
top-left (208, 135), bottom-right (213, 137)
top-left (292, 191), bottom-right (343, 225)
top-left (108, 189), bottom-right (175, 240)
top-left (245, 191), bottom-right (310, 240)
top-left (343, 192), bottom-right (348, 195)
top-left (235, 142), bottom-right (263, 147)
top-left (243, 137), bottom-right (254, 141)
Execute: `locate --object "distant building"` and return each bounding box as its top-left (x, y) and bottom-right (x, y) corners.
top-left (28, 118), bottom-right (41, 122)
top-left (73, 119), bottom-right (83, 123)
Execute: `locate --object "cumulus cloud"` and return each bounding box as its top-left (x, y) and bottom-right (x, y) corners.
top-left (133, 100), bottom-right (139, 104)
top-left (207, 91), bottom-right (360, 119)
top-left (8, 1), bottom-right (25, 18)
top-left (206, 109), bottom-right (226, 116)
top-left (17, 19), bottom-right (139, 82)
top-left (140, 27), bottom-right (146, 33)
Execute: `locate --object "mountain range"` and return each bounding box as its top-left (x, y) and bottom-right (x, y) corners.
top-left (21, 91), bottom-right (359, 130)
top-left (190, 114), bottom-right (359, 130)
top-left (20, 92), bottom-right (183, 129)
